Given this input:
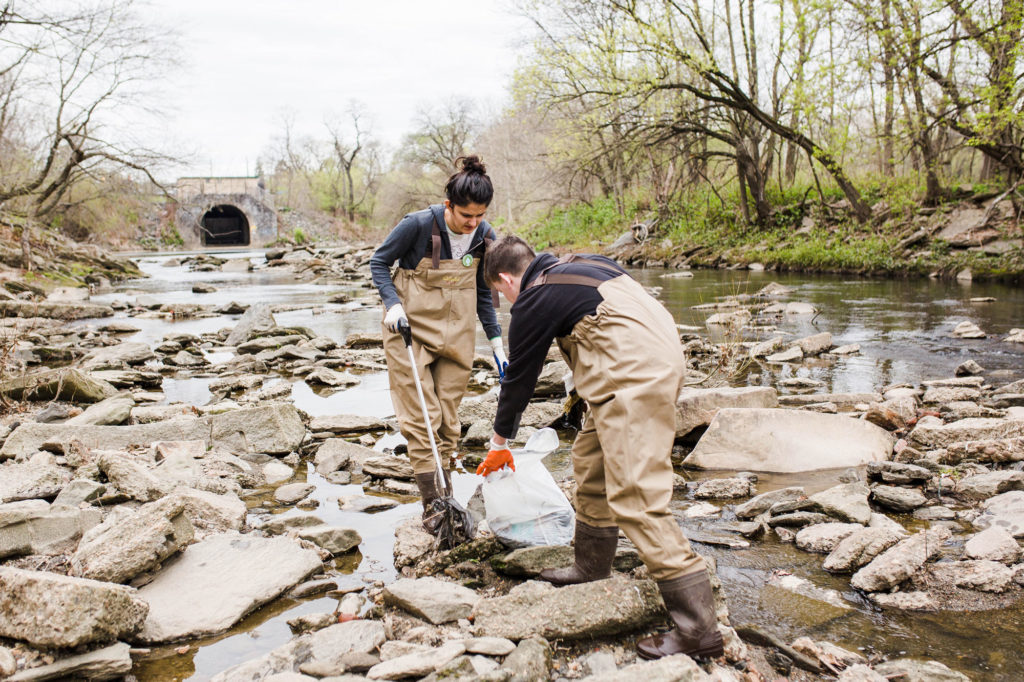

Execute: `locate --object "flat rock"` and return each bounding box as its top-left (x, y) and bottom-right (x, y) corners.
top-left (870, 485), bottom-right (928, 512)
top-left (866, 461), bottom-right (932, 485)
top-left (473, 576), bottom-right (662, 640)
top-left (964, 526), bottom-right (1022, 564)
top-left (929, 559), bottom-right (1014, 593)
top-left (940, 437), bottom-right (1024, 465)
top-left (795, 523), bottom-right (863, 553)
top-left (777, 392), bottom-right (883, 408)
top-left (314, 439), bottom-right (353, 475)
top-left (693, 477), bottom-right (753, 499)
top-left (766, 346), bottom-right (803, 363)
top-left (275, 482), bottom-right (315, 505)
top-left (393, 518), bottom-right (435, 569)
top-left (794, 332), bottom-right (832, 356)
top-left (869, 591), bottom-right (939, 611)
top-left (135, 532), bottom-right (322, 643)
top-left (0, 458), bottom-right (69, 503)
top-left (909, 416), bottom-right (1024, 449)
top-left (367, 641), bottom-right (466, 680)
top-left (71, 494), bottom-right (194, 583)
top-left (81, 342), bottom-right (157, 370)
top-left (734, 487), bottom-right (805, 519)
top-left (98, 451), bottom-right (169, 502)
top-left (383, 577), bottom-right (481, 624)
top-left (0, 567), bottom-right (148, 648)
top-left (850, 527), bottom-right (952, 592)
top-left (685, 409), bottom-right (893, 472)
top-left (674, 387), bottom-right (778, 438)
top-left (824, 526), bottom-right (907, 573)
top-left (308, 414), bottom-right (387, 434)
top-left (64, 395), bottom-right (134, 426)
top-left (874, 658), bottom-right (969, 681)
top-left (584, 653), bottom-right (710, 681)
top-left (5, 641), bottom-right (132, 682)
top-left (462, 637), bottom-right (516, 656)
top-left (337, 495), bottom-right (398, 513)
top-left (809, 483), bottom-right (872, 524)
top-left (296, 525), bottom-right (361, 554)
top-left (955, 470), bottom-right (1024, 500)
top-left (363, 455), bottom-right (415, 480)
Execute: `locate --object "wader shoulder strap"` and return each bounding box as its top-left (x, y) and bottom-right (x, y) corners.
top-left (483, 235), bottom-right (499, 308)
top-left (524, 254), bottom-right (624, 291)
top-left (431, 219), bottom-right (441, 269)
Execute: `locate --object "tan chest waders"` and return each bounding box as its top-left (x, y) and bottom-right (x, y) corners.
top-left (382, 219), bottom-right (479, 475)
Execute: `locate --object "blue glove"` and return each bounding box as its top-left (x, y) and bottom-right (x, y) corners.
top-left (490, 338), bottom-right (508, 380)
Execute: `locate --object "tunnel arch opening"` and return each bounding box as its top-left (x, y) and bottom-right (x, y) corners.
top-left (200, 204), bottom-right (250, 246)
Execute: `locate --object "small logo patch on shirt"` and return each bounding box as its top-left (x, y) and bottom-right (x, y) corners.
top-left (461, 253), bottom-right (474, 267)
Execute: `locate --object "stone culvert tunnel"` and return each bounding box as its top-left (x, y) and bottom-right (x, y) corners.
top-left (174, 176), bottom-right (277, 248)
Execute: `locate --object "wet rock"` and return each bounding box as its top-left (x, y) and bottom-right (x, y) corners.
top-left (791, 638), bottom-right (866, 671)
top-left (955, 360), bottom-right (985, 376)
top-left (809, 483), bottom-right (872, 525)
top-left (864, 397), bottom-right (918, 431)
top-left (274, 482), bottom-right (315, 505)
top-left (305, 367), bottom-right (361, 388)
top-left (766, 346), bottom-right (803, 363)
top-left (909, 415), bottom-right (1024, 449)
top-left (135, 532), bottom-right (322, 643)
top-left (682, 501), bottom-right (721, 518)
top-left (588, 653), bottom-right (709, 681)
top-left (954, 470), bottom-right (1024, 500)
top-left (264, 460), bottom-right (294, 483)
top-left (308, 413), bottom-right (387, 435)
top-left (225, 304), bottom-right (276, 346)
top-left (734, 487), bottom-right (805, 519)
top-left (765, 573), bottom-right (850, 615)
top-left (237, 334), bottom-right (306, 354)
top-left (705, 309), bottom-right (751, 327)
top-left (363, 455), bottom-right (415, 480)
top-left (71, 495), bottom-right (193, 583)
top-left (824, 527), bottom-right (908, 573)
top-left (794, 332), bottom-right (832, 356)
top-left (850, 527), bottom-right (951, 591)
top-left (491, 545), bottom-right (573, 577)
top-left (869, 591), bottom-right (938, 611)
top-left (296, 526), bottom-right (361, 555)
top-left (873, 658), bottom-right (969, 681)
top-left (674, 387), bottom-right (778, 438)
top-left (0, 457), bottom-right (69, 503)
top-left (500, 635), bottom-right (551, 681)
top-left (693, 477), bottom-right (754, 499)
top-left (870, 485), bottom-right (928, 512)
top-left (830, 343), bottom-right (861, 355)
top-left (684, 409), bottom-right (893, 472)
top-left (0, 567), bottom-right (148, 648)
top-left (5, 641), bottom-right (132, 681)
top-left (473, 576), bottom-right (662, 640)
top-left (0, 367), bottom-right (117, 404)
top-left (384, 576), bottom-right (481, 624)
top-left (1007, 328), bottom-right (1024, 344)
top-left (930, 559), bottom-right (1014, 592)
top-left (795, 523), bottom-right (863, 553)
top-left (749, 336), bottom-right (786, 358)
top-left (768, 511), bottom-right (830, 528)
top-left (952, 321), bottom-right (985, 338)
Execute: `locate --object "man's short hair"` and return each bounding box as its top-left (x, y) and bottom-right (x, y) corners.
top-left (483, 235), bottom-right (536, 287)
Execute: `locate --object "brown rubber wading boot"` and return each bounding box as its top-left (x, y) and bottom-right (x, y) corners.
top-left (538, 521), bottom-right (619, 585)
top-left (414, 470), bottom-right (449, 535)
top-left (637, 571), bottom-right (724, 660)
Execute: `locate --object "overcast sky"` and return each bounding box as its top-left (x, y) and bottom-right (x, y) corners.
top-left (146, 1), bottom-right (530, 178)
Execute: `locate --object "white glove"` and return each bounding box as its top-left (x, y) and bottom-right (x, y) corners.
top-left (383, 303), bottom-right (407, 332)
top-left (490, 337), bottom-right (508, 378)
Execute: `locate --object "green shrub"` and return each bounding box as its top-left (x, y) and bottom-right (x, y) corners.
top-left (293, 228), bottom-right (306, 244)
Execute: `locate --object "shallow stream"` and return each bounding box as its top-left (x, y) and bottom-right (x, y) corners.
top-left (86, 252), bottom-right (1023, 680)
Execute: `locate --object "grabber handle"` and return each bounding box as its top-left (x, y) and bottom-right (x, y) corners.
top-left (398, 319), bottom-right (412, 347)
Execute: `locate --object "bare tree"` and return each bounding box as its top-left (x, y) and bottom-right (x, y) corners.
top-left (325, 102), bottom-right (380, 222)
top-left (0, 0), bottom-right (176, 268)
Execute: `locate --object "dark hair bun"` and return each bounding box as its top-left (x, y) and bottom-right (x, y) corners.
top-left (457, 155), bottom-right (487, 175)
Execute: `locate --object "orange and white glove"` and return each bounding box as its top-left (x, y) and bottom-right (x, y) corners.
top-left (476, 440), bottom-right (515, 477)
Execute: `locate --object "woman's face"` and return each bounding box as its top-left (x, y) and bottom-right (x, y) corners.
top-left (444, 200), bottom-right (488, 234)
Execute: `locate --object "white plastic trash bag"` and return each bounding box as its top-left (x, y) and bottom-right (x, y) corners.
top-left (481, 428), bottom-right (575, 548)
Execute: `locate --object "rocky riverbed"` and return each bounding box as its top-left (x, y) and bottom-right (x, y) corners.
top-left (0, 246), bottom-right (1022, 681)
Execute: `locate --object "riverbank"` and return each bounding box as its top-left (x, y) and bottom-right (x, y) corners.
top-left (524, 190), bottom-right (1024, 282)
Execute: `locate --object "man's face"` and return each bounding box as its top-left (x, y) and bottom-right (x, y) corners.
top-left (444, 200), bottom-right (488, 234)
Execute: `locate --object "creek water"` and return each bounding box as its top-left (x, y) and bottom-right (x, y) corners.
top-left (85, 252), bottom-right (1023, 680)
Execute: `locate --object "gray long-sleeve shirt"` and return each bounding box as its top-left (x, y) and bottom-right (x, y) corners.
top-left (369, 204), bottom-right (501, 340)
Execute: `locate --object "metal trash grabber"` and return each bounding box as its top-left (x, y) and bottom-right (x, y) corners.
top-left (397, 320), bottom-right (475, 549)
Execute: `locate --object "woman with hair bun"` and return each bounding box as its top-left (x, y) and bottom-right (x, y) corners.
top-left (369, 155), bottom-right (505, 533)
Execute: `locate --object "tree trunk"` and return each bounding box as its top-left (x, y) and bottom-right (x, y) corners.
top-left (21, 209), bottom-right (33, 272)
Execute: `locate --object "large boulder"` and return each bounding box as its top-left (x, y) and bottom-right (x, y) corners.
top-left (684, 409), bottom-right (893, 472)
top-left (674, 386), bottom-right (778, 438)
top-left (0, 368), bottom-right (117, 404)
top-left (850, 527), bottom-right (952, 592)
top-left (0, 567), bottom-right (148, 648)
top-left (135, 532), bottom-right (323, 643)
top-left (472, 576), bottom-right (663, 640)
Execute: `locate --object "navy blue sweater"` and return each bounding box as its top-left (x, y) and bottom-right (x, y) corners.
top-left (369, 204), bottom-right (501, 340)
